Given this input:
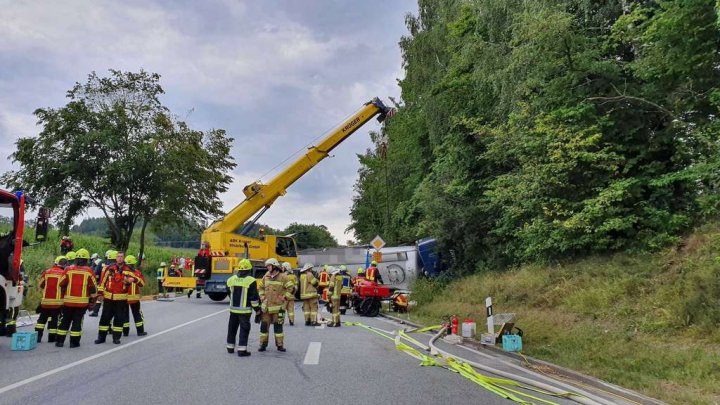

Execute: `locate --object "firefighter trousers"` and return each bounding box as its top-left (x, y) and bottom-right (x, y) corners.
top-left (284, 299), bottom-right (295, 324)
top-left (331, 297), bottom-right (341, 325)
top-left (57, 306), bottom-right (86, 346)
top-left (226, 312), bottom-right (251, 351)
top-left (302, 298), bottom-right (318, 323)
top-left (260, 312), bottom-right (284, 347)
top-left (35, 307), bottom-right (61, 342)
top-left (98, 299), bottom-right (127, 341)
top-left (123, 302), bottom-right (145, 335)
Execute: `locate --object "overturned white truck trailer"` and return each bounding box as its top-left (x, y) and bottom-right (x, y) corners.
top-left (298, 245), bottom-right (419, 291)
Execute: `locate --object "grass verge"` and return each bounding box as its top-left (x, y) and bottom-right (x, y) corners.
top-left (404, 223), bottom-right (720, 405)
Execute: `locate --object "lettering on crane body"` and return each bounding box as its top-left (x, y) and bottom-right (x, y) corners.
top-left (342, 117), bottom-right (361, 132)
top-left (229, 243), bottom-right (261, 249)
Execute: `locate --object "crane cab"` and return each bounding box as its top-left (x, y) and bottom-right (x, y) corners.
top-left (196, 232), bottom-right (299, 301)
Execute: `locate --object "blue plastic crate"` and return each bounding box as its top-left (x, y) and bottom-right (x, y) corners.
top-left (11, 331), bottom-right (37, 351)
top-left (502, 334), bottom-right (522, 352)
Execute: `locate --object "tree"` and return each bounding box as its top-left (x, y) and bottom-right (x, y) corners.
top-left (2, 70), bottom-right (235, 256)
top-left (349, 0), bottom-right (720, 273)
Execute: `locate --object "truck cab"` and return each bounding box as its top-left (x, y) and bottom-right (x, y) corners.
top-left (0, 190), bottom-right (27, 315)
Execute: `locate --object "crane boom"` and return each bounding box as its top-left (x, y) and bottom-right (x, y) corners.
top-left (205, 97), bottom-right (393, 235)
top-left (195, 97), bottom-right (394, 301)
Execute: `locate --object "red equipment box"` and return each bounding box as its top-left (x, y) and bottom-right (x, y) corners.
top-left (356, 283), bottom-right (392, 298)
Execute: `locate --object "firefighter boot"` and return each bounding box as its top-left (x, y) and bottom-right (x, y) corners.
top-left (48, 332), bottom-right (56, 343)
top-left (69, 336), bottom-right (80, 348)
top-left (258, 345), bottom-right (267, 352)
top-left (238, 350), bottom-right (251, 357)
top-left (55, 335), bottom-right (66, 348)
top-left (94, 332), bottom-right (107, 344)
top-left (36, 330), bottom-right (43, 343)
top-left (196, 292), bottom-right (201, 299)
top-left (277, 346), bottom-right (286, 352)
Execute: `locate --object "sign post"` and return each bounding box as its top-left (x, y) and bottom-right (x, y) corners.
top-left (370, 235), bottom-right (385, 263)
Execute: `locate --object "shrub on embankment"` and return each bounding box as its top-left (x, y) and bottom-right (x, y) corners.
top-left (409, 223), bottom-right (720, 404)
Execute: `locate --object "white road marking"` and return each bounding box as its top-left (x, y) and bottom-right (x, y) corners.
top-left (303, 342), bottom-right (322, 365)
top-left (0, 308), bottom-right (226, 395)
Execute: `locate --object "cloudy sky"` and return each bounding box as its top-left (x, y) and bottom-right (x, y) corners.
top-left (0, 0), bottom-right (415, 243)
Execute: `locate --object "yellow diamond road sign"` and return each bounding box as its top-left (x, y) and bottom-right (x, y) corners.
top-left (370, 235), bottom-right (386, 251)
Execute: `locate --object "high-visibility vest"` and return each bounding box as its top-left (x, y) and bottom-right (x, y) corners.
top-left (38, 265), bottom-right (65, 308)
top-left (340, 275), bottom-right (353, 296)
top-left (156, 267), bottom-right (166, 280)
top-left (60, 265), bottom-right (97, 307)
top-left (318, 271), bottom-right (329, 287)
top-left (227, 275), bottom-right (259, 314)
top-left (366, 266), bottom-right (378, 282)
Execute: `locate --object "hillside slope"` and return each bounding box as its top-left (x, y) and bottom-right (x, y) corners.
top-left (409, 223), bottom-right (720, 404)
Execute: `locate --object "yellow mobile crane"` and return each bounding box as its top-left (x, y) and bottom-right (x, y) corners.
top-left (195, 98), bottom-right (395, 300)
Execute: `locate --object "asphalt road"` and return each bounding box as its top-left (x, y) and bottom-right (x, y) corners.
top-left (0, 297), bottom-right (621, 405)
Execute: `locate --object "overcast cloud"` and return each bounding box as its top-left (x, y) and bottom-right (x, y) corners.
top-left (0, 0), bottom-right (414, 243)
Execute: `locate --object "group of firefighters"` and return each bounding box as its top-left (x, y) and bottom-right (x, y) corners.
top-left (34, 249), bottom-right (147, 348)
top-left (224, 258), bottom-right (402, 357)
top-left (27, 246), bottom-right (408, 357)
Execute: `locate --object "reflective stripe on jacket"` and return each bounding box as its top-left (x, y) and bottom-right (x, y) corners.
top-left (127, 269), bottom-right (145, 303)
top-left (329, 273), bottom-right (352, 299)
top-left (299, 272), bottom-right (318, 299)
top-left (259, 271), bottom-right (294, 314)
top-left (60, 265), bottom-right (97, 307)
top-left (227, 274), bottom-right (260, 314)
top-left (318, 271), bottom-right (329, 287)
top-left (39, 265), bottom-right (66, 308)
top-left (100, 264), bottom-right (133, 300)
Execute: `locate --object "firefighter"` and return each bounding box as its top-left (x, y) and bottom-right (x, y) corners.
top-left (157, 262), bottom-right (167, 296)
top-left (65, 250), bottom-right (77, 267)
top-left (366, 260), bottom-right (383, 284)
top-left (258, 258), bottom-right (294, 352)
top-left (225, 259), bottom-right (261, 357)
top-left (353, 267), bottom-right (366, 287)
top-left (35, 256), bottom-right (67, 343)
top-left (89, 250), bottom-right (116, 317)
top-left (95, 251), bottom-right (134, 345)
top-left (393, 293), bottom-right (409, 313)
top-left (317, 265), bottom-right (329, 302)
top-left (299, 263), bottom-right (319, 326)
top-left (56, 248), bottom-right (97, 348)
top-left (327, 265), bottom-right (352, 327)
top-left (281, 261), bottom-right (297, 326)
top-left (123, 255), bottom-right (147, 337)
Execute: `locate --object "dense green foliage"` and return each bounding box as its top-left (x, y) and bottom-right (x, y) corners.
top-left (2, 70), bottom-right (235, 254)
top-left (350, 0), bottom-right (720, 272)
top-left (242, 222), bottom-right (338, 250)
